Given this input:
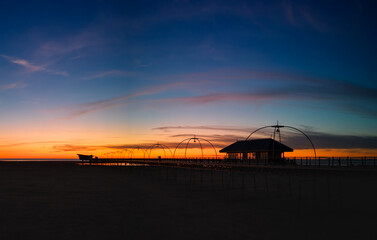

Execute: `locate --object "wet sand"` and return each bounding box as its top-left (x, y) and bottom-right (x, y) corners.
top-left (0, 161), bottom-right (376, 240)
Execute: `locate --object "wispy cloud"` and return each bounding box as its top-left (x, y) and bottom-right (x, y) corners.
top-left (82, 70), bottom-right (134, 80)
top-left (159, 92), bottom-right (287, 105)
top-left (153, 125), bottom-right (251, 133)
top-left (0, 82), bottom-right (27, 92)
top-left (51, 131), bottom-right (377, 154)
top-left (35, 29), bottom-right (102, 60)
top-left (154, 124), bottom-right (377, 150)
top-left (62, 81), bottom-right (192, 119)
top-left (342, 105), bottom-right (377, 119)
top-left (61, 68), bottom-right (377, 119)
top-left (160, 68), bottom-right (318, 85)
top-left (299, 7), bottom-right (327, 32)
top-left (52, 144), bottom-right (104, 152)
top-left (47, 122), bottom-right (377, 155)
top-left (2, 54), bottom-right (44, 72)
top-left (168, 134), bottom-right (246, 148)
top-left (281, 0), bottom-right (296, 26)
top-left (1, 54), bottom-right (68, 76)
top-left (150, 1), bottom-right (327, 32)
top-left (0, 141), bottom-right (61, 148)
top-left (1, 28), bottom-right (103, 80)
top-left (281, 1), bottom-right (327, 31)
top-left (158, 68), bottom-right (377, 116)
top-left (285, 131), bottom-right (377, 150)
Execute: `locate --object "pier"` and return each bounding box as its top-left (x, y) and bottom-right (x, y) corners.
top-left (79, 156), bottom-right (377, 172)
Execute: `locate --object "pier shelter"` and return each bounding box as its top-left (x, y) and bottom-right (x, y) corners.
top-left (220, 139), bottom-right (293, 162)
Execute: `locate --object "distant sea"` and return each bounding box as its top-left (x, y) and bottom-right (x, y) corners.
top-left (1, 157), bottom-right (376, 167)
top-left (0, 159), bottom-right (79, 162)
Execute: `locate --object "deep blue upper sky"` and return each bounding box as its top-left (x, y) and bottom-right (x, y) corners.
top-left (1, 0), bottom-right (377, 157)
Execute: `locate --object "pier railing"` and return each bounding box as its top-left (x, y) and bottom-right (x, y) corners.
top-left (81, 156), bottom-right (377, 168)
top-left (285, 157), bottom-right (377, 167)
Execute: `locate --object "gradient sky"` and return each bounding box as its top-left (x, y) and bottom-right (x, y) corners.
top-left (1, 0), bottom-right (377, 158)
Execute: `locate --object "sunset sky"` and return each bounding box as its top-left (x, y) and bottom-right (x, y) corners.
top-left (1, 0), bottom-right (377, 158)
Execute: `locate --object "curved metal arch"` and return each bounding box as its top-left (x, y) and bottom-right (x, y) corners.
top-left (283, 126), bottom-right (316, 158)
top-left (143, 148), bottom-right (148, 158)
top-left (174, 138), bottom-right (194, 157)
top-left (119, 149), bottom-right (131, 159)
top-left (199, 138), bottom-right (218, 159)
top-left (184, 138), bottom-right (192, 158)
top-left (128, 149), bottom-right (134, 158)
top-left (197, 138), bottom-right (204, 158)
top-left (148, 144), bottom-right (165, 158)
top-left (245, 126), bottom-right (272, 141)
top-left (129, 147), bottom-right (148, 159)
top-left (147, 143), bottom-right (173, 159)
top-left (109, 151), bottom-right (116, 159)
top-left (245, 125), bottom-right (316, 158)
top-left (173, 137), bottom-right (218, 159)
top-left (121, 148), bottom-right (135, 159)
top-left (183, 138), bottom-right (205, 158)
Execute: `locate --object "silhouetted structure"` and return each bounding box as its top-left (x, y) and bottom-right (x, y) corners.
top-left (77, 154), bottom-right (93, 161)
top-left (173, 136), bottom-right (217, 159)
top-left (77, 154), bottom-right (98, 165)
top-left (220, 138), bottom-right (293, 163)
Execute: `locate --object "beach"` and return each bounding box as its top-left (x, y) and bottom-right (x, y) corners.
top-left (0, 161), bottom-right (376, 240)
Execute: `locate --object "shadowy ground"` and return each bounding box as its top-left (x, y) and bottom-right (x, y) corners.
top-left (0, 162), bottom-right (376, 240)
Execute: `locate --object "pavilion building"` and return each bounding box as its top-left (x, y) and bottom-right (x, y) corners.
top-left (219, 138), bottom-right (293, 162)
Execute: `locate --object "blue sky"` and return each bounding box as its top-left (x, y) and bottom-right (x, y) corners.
top-left (1, 0), bottom-right (377, 157)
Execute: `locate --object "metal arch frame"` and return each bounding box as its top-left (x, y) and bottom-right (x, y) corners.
top-left (104, 149), bottom-right (131, 159)
top-left (121, 148), bottom-right (134, 159)
top-left (184, 138), bottom-right (203, 158)
top-left (128, 147), bottom-right (148, 159)
top-left (118, 150), bottom-right (128, 159)
top-left (173, 137), bottom-right (218, 159)
top-left (146, 143), bottom-right (173, 159)
top-left (124, 148), bottom-right (134, 159)
top-left (245, 125), bottom-right (316, 158)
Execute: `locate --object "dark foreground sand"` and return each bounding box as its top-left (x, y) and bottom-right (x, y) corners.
top-left (0, 162), bottom-right (376, 240)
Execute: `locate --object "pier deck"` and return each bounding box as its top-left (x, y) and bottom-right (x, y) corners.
top-left (80, 157), bottom-right (377, 172)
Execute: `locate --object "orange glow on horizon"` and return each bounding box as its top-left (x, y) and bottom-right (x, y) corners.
top-left (285, 148), bottom-right (377, 158)
top-left (2, 144), bottom-right (377, 159)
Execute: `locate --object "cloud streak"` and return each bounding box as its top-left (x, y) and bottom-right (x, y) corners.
top-left (168, 68), bottom-right (377, 100)
top-left (62, 68), bottom-right (377, 119)
top-left (0, 141), bottom-right (62, 148)
top-left (158, 68), bottom-right (377, 117)
top-left (35, 29), bottom-right (102, 60)
top-left (281, 1), bottom-right (327, 31)
top-left (62, 81), bottom-right (193, 119)
top-left (159, 84), bottom-right (377, 107)
top-left (0, 82), bottom-right (27, 92)
top-left (1, 54), bottom-right (68, 76)
top-left (160, 91), bottom-right (287, 105)
top-left (152, 124), bottom-right (377, 150)
top-left (286, 131), bottom-right (377, 150)
top-left (153, 125), bottom-right (251, 133)
top-left (52, 144), bottom-right (104, 152)
top-left (51, 131), bottom-right (377, 154)
top-left (82, 70), bottom-right (134, 80)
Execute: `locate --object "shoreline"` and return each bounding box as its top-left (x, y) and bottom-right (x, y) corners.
top-left (1, 161), bottom-right (376, 239)
top-left (2, 160), bottom-right (377, 174)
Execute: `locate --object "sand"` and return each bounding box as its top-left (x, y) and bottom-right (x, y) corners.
top-left (0, 161), bottom-right (376, 240)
